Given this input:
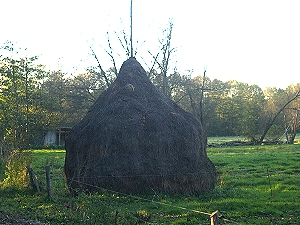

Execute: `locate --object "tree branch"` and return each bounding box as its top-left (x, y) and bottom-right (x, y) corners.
top-left (259, 89), bottom-right (300, 144)
top-left (88, 46), bottom-right (110, 88)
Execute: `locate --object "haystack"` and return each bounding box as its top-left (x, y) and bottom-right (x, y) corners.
top-left (64, 57), bottom-right (216, 195)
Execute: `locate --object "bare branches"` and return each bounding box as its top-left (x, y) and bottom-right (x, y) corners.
top-left (105, 32), bottom-right (118, 76)
top-left (259, 88), bottom-right (300, 144)
top-left (86, 0), bottom-right (137, 81)
top-left (147, 50), bottom-right (162, 77)
top-left (87, 30), bottom-right (122, 85)
top-left (147, 21), bottom-right (176, 97)
top-left (72, 75), bottom-right (98, 102)
top-left (115, 30), bottom-right (131, 58)
top-left (199, 69), bottom-right (207, 123)
top-left (160, 22), bottom-right (175, 76)
top-left (88, 46), bottom-right (110, 88)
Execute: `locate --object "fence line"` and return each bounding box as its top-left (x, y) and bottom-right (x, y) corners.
top-left (67, 179), bottom-right (237, 224)
top-left (42, 167), bottom-right (220, 224)
top-left (75, 179), bottom-right (212, 215)
top-left (66, 171), bottom-right (215, 179)
top-left (47, 179), bottom-right (221, 224)
top-left (70, 180), bottom-right (222, 225)
top-left (49, 169), bottom-right (292, 180)
top-left (31, 163), bottom-right (280, 224)
top-left (25, 164), bottom-right (245, 224)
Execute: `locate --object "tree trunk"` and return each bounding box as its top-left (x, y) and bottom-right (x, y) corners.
top-left (199, 70), bottom-right (206, 124)
top-left (258, 90), bottom-right (300, 144)
top-left (186, 83), bottom-right (198, 117)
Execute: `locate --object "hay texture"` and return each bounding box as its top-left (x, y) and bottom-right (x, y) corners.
top-left (64, 57), bottom-right (216, 194)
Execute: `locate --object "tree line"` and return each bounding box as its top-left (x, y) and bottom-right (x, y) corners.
top-left (0, 38), bottom-right (299, 153)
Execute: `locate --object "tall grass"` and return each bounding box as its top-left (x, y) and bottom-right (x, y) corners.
top-left (0, 144), bottom-right (300, 224)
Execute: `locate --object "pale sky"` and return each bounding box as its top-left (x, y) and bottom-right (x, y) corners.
top-left (1, 0), bottom-right (299, 89)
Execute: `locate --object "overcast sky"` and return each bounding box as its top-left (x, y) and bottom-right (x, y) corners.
top-left (1, 0), bottom-right (299, 89)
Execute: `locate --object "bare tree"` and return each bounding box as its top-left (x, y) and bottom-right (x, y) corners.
top-left (115, 30), bottom-right (131, 58)
top-left (258, 89), bottom-right (300, 144)
top-left (148, 21), bottom-right (176, 97)
top-left (105, 32), bottom-right (120, 76)
top-left (199, 69), bottom-right (207, 124)
top-left (185, 79), bottom-right (198, 116)
top-left (282, 84), bottom-right (300, 143)
top-left (88, 46), bottom-right (111, 88)
top-left (283, 108), bottom-right (300, 143)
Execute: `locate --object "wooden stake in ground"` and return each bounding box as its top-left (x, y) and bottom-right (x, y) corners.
top-left (46, 164), bottom-right (51, 198)
top-left (26, 165), bottom-right (40, 192)
top-left (210, 211), bottom-right (218, 225)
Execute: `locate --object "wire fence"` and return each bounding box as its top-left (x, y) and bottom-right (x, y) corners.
top-left (25, 154), bottom-right (300, 225)
top-left (23, 162), bottom-right (246, 225)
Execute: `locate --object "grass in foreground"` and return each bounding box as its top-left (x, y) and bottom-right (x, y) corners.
top-left (0, 145), bottom-right (300, 224)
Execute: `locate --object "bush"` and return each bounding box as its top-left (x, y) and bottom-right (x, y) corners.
top-left (1, 150), bottom-right (33, 188)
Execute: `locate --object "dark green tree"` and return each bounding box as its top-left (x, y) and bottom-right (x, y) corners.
top-left (63, 70), bottom-right (112, 126)
top-left (0, 42), bottom-right (46, 149)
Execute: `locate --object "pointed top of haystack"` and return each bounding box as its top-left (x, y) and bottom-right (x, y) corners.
top-left (119, 57), bottom-right (140, 72)
top-left (119, 57), bottom-right (141, 77)
top-left (115, 56), bottom-right (155, 88)
top-left (65, 58), bottom-right (216, 195)
top-left (113, 56), bottom-right (152, 89)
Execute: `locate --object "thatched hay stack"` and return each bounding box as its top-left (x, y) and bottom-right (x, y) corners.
top-left (64, 57), bottom-right (216, 195)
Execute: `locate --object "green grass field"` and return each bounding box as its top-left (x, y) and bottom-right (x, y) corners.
top-left (1, 144), bottom-right (300, 224)
top-left (207, 133), bottom-right (300, 145)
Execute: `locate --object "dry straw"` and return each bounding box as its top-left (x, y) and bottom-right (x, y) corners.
top-left (65, 58), bottom-right (216, 195)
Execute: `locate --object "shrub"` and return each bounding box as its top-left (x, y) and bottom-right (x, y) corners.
top-left (1, 150), bottom-right (33, 188)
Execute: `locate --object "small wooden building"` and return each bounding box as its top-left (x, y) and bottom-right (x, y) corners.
top-left (44, 127), bottom-right (71, 146)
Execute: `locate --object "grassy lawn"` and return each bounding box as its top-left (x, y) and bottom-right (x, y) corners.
top-left (207, 133), bottom-right (300, 145)
top-left (208, 135), bottom-right (249, 144)
top-left (0, 144), bottom-right (300, 224)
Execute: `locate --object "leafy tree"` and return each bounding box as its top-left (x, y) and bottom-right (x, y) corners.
top-left (230, 82), bottom-right (265, 140)
top-left (260, 87), bottom-right (285, 138)
top-left (0, 42), bottom-right (46, 149)
top-left (204, 79), bottom-right (232, 136)
top-left (259, 86), bottom-right (300, 144)
top-left (214, 81), bottom-right (238, 136)
top-left (200, 80), bottom-right (265, 139)
top-left (177, 75), bottom-right (233, 136)
top-left (63, 70), bottom-right (112, 126)
top-left (38, 71), bottom-right (68, 130)
top-left (282, 83), bottom-right (300, 143)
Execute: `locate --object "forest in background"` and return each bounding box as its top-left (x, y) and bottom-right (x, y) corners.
top-left (0, 34), bottom-right (299, 153)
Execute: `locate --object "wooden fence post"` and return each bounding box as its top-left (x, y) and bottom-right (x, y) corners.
top-left (46, 164), bottom-right (51, 198)
top-left (210, 210), bottom-right (218, 225)
top-left (26, 164), bottom-right (40, 192)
